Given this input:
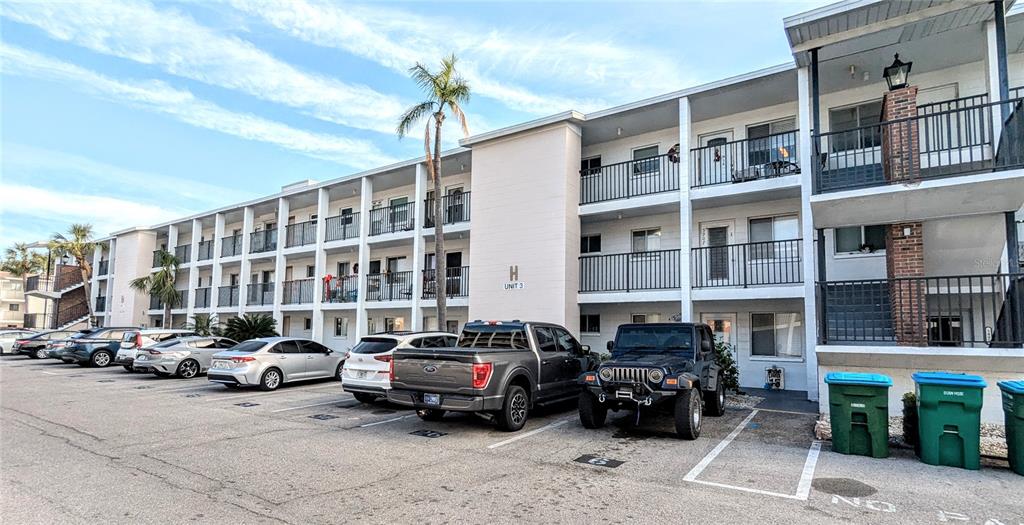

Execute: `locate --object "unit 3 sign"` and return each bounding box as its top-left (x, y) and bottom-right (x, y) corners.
top-left (504, 265), bottom-right (525, 290)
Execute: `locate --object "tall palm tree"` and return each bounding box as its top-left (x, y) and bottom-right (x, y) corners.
top-left (49, 224), bottom-right (97, 322)
top-left (129, 250), bottom-right (181, 328)
top-left (1, 242), bottom-right (46, 298)
top-left (397, 54), bottom-right (470, 330)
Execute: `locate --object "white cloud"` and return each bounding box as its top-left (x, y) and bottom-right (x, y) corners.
top-left (1, 0), bottom-right (406, 134)
top-left (0, 44), bottom-right (397, 169)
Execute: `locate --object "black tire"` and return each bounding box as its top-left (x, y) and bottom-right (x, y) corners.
top-left (496, 385), bottom-right (529, 432)
top-left (224, 384), bottom-right (240, 389)
top-left (353, 392), bottom-right (377, 404)
top-left (416, 408), bottom-right (446, 421)
top-left (91, 350), bottom-right (113, 368)
top-left (155, 371), bottom-right (172, 378)
top-left (335, 362), bottom-right (345, 382)
top-left (259, 368), bottom-right (282, 391)
top-left (177, 359), bottom-right (200, 379)
top-left (76, 362), bottom-right (89, 367)
top-left (703, 377), bottom-right (726, 417)
top-left (123, 365), bottom-right (134, 372)
top-left (578, 391), bottom-right (607, 429)
top-left (674, 389), bottom-right (702, 440)
top-left (34, 348), bottom-right (47, 359)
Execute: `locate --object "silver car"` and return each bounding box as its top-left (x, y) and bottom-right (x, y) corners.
top-left (208, 337), bottom-right (344, 391)
top-left (132, 336), bottom-right (238, 378)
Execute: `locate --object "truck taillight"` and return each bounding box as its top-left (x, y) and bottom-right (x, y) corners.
top-left (135, 333), bottom-right (143, 348)
top-left (471, 362), bottom-right (493, 389)
top-left (388, 358), bottom-right (395, 382)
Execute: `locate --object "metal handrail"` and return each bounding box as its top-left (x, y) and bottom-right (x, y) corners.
top-left (580, 153), bottom-right (680, 204)
top-left (579, 249), bottom-right (681, 293)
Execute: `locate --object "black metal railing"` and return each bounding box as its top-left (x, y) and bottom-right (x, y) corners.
top-left (366, 271), bottom-right (414, 301)
top-left (95, 296), bottom-right (106, 312)
top-left (425, 192), bottom-right (471, 227)
top-left (285, 221), bottom-right (317, 248)
top-left (580, 154), bottom-right (680, 204)
top-left (152, 250), bottom-right (162, 268)
top-left (149, 290), bottom-right (187, 310)
top-left (250, 230), bottom-right (277, 254)
top-left (26, 275), bottom-right (41, 292)
top-left (691, 239), bottom-right (802, 288)
top-left (579, 249), bottom-right (681, 293)
top-left (197, 240), bottom-right (214, 261)
top-left (917, 94), bottom-right (990, 116)
top-left (324, 276), bottom-right (358, 303)
top-left (194, 287), bottom-right (211, 308)
top-left (174, 244), bottom-right (191, 264)
top-left (369, 203), bottom-right (415, 236)
top-left (818, 273), bottom-right (1023, 347)
top-left (246, 283), bottom-right (275, 306)
top-left (325, 212), bottom-right (359, 242)
top-left (56, 302), bottom-right (90, 328)
top-left (422, 266), bottom-right (469, 299)
top-left (221, 234), bottom-right (242, 257)
top-left (24, 313), bottom-right (52, 330)
top-left (218, 285), bottom-right (239, 307)
top-left (1019, 242), bottom-right (1024, 267)
top-left (282, 278), bottom-right (314, 304)
top-left (97, 260), bottom-right (109, 275)
top-left (690, 130), bottom-right (800, 188)
top-left (54, 264), bottom-right (82, 291)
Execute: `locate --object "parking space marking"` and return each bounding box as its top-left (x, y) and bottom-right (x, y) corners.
top-left (794, 441), bottom-right (822, 500)
top-left (359, 414), bottom-right (415, 428)
top-left (683, 410), bottom-right (759, 482)
top-left (487, 418), bottom-right (571, 449)
top-left (270, 398), bottom-right (352, 413)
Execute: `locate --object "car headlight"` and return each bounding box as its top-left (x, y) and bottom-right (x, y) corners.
top-left (598, 368), bottom-right (613, 381)
top-left (648, 369), bottom-right (664, 383)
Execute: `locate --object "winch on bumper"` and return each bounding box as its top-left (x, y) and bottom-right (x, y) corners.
top-left (579, 366), bottom-right (699, 406)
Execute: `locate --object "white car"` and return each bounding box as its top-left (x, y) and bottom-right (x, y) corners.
top-left (342, 331), bottom-right (457, 403)
top-left (0, 329), bottom-right (38, 355)
top-left (208, 337), bottom-right (344, 391)
top-left (115, 329), bottom-right (197, 371)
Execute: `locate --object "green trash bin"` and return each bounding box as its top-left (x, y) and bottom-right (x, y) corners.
top-left (912, 372), bottom-right (986, 470)
top-left (997, 380), bottom-right (1024, 475)
top-left (824, 372), bottom-right (892, 458)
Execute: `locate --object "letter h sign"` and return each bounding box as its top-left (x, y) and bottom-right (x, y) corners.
top-left (509, 265), bottom-right (519, 282)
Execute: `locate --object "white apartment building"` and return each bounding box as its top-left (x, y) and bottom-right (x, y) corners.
top-left (86, 1), bottom-right (1024, 422)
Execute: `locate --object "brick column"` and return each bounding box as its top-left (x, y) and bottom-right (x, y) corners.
top-left (886, 223), bottom-right (927, 346)
top-left (880, 86), bottom-right (920, 183)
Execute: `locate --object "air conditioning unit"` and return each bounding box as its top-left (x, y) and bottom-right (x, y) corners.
top-left (765, 366), bottom-right (785, 390)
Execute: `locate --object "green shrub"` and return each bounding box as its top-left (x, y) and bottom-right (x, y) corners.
top-left (713, 338), bottom-right (740, 391)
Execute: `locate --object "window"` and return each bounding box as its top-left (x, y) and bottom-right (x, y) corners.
top-left (552, 328), bottom-right (578, 353)
top-left (367, 317), bottom-right (377, 334)
top-left (446, 320), bottom-right (459, 334)
top-left (580, 235), bottom-right (602, 254)
top-left (835, 225), bottom-right (887, 255)
top-left (631, 313), bottom-right (660, 324)
top-left (928, 316), bottom-right (963, 347)
top-left (580, 314), bottom-right (600, 334)
top-left (747, 118), bottom-right (797, 165)
top-left (384, 317), bottom-right (405, 332)
top-left (301, 341), bottom-right (331, 353)
top-left (337, 262), bottom-right (350, 277)
top-left (412, 336), bottom-right (452, 349)
top-left (631, 228), bottom-right (661, 252)
top-left (276, 340), bottom-right (302, 354)
top-left (334, 318), bottom-right (349, 337)
top-left (580, 156), bottom-right (602, 175)
top-left (8, 304), bottom-right (18, 311)
top-left (303, 318), bottom-right (312, 330)
top-left (751, 312), bottom-right (802, 358)
top-left (829, 101), bottom-right (882, 151)
top-left (306, 266), bottom-right (315, 278)
top-left (631, 145), bottom-right (659, 176)
top-left (533, 327), bottom-right (557, 353)
top-left (749, 215), bottom-right (799, 259)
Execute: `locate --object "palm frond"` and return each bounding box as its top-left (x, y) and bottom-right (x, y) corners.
top-left (409, 63), bottom-right (441, 99)
top-left (223, 314), bottom-right (278, 342)
top-left (447, 101), bottom-right (470, 137)
top-left (397, 101), bottom-right (435, 138)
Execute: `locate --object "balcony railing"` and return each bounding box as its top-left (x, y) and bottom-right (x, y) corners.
top-left (422, 266), bottom-right (469, 299)
top-left (218, 285), bottom-right (239, 307)
top-left (221, 234), bottom-right (243, 257)
top-left (152, 250), bottom-right (163, 268)
top-left (95, 296), bottom-right (106, 312)
top-left (424, 192), bottom-right (471, 228)
top-left (324, 276), bottom-right (358, 303)
top-left (246, 283), bottom-right (275, 306)
top-left (691, 239), bottom-right (802, 288)
top-left (197, 240), bottom-right (214, 261)
top-left (325, 213), bottom-right (359, 242)
top-left (282, 278), bottom-right (314, 304)
top-left (814, 99), bottom-right (1023, 194)
top-left (367, 271), bottom-right (414, 301)
top-left (818, 273), bottom-right (1023, 347)
top-left (285, 221), bottom-right (317, 248)
top-left (250, 230), bottom-right (277, 254)
top-left (24, 313), bottom-right (52, 330)
top-left (194, 287), bottom-right (211, 308)
top-left (579, 249), bottom-right (681, 293)
top-left (174, 244), bottom-right (191, 264)
top-left (26, 275), bottom-right (41, 292)
top-left (369, 203), bottom-right (415, 236)
top-left (690, 130), bottom-right (800, 188)
top-left (580, 154), bottom-right (680, 205)
top-left (97, 260), bottom-right (109, 276)
top-left (54, 264), bottom-right (82, 291)
top-left (149, 290), bottom-right (187, 311)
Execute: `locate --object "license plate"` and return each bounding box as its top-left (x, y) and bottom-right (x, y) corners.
top-left (423, 393), bottom-right (441, 406)
top-left (356, 371), bottom-right (368, 379)
top-left (213, 360), bottom-right (230, 369)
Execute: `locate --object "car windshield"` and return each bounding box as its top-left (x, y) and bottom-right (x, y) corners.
top-left (457, 324), bottom-right (530, 349)
top-left (351, 338), bottom-right (398, 354)
top-left (613, 326), bottom-right (694, 359)
top-left (226, 340), bottom-right (266, 353)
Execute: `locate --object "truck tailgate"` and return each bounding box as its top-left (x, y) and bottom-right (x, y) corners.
top-left (391, 349), bottom-right (479, 394)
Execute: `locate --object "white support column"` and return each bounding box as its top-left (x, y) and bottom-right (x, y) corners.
top-left (186, 218), bottom-right (201, 321)
top-left (90, 244), bottom-right (103, 322)
top-left (986, 19), bottom-right (1005, 145)
top-left (355, 177), bottom-right (373, 338)
top-left (211, 213), bottom-right (225, 309)
top-left (312, 188), bottom-right (329, 343)
top-left (677, 96), bottom-right (693, 323)
top-left (272, 197), bottom-right (290, 330)
top-left (167, 224), bottom-right (178, 254)
top-left (797, 66), bottom-right (820, 402)
top-left (410, 163), bottom-right (427, 331)
top-left (103, 238), bottom-right (116, 312)
top-left (238, 206), bottom-right (254, 316)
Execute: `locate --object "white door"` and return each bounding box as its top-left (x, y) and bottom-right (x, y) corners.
top-left (699, 221), bottom-right (735, 286)
top-left (697, 131), bottom-right (734, 186)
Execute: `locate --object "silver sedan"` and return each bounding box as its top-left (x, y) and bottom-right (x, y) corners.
top-left (208, 337), bottom-right (344, 391)
top-left (132, 336), bottom-right (238, 378)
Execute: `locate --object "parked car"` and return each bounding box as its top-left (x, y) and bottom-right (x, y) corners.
top-left (115, 329), bottom-right (197, 371)
top-left (13, 330), bottom-right (77, 359)
top-left (342, 331), bottom-right (457, 403)
top-left (208, 337), bottom-right (344, 391)
top-left (45, 329), bottom-right (101, 360)
top-left (387, 321), bottom-right (599, 431)
top-left (0, 329), bottom-right (37, 355)
top-left (133, 336), bottom-right (238, 378)
top-left (61, 327), bottom-right (137, 367)
top-left (577, 323), bottom-right (726, 440)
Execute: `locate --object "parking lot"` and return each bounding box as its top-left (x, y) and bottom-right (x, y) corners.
top-left (1, 356), bottom-right (1021, 524)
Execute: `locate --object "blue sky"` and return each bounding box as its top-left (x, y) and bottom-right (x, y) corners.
top-left (0, 0), bottom-right (825, 247)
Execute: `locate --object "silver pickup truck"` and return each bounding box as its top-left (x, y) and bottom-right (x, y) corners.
top-left (387, 321), bottom-right (598, 431)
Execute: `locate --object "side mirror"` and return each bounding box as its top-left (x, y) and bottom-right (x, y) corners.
top-left (606, 341), bottom-right (614, 351)
top-left (580, 345), bottom-right (591, 355)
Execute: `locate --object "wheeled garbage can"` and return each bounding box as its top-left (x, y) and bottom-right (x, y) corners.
top-left (912, 372), bottom-right (986, 470)
top-left (824, 372), bottom-right (892, 458)
top-left (997, 380), bottom-right (1024, 475)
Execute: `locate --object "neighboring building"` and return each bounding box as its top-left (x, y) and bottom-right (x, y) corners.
top-left (89, 1), bottom-right (1023, 422)
top-left (0, 272), bottom-right (27, 328)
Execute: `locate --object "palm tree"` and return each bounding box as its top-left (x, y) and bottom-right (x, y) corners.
top-left (129, 250), bottom-right (181, 328)
top-left (49, 224), bottom-right (97, 321)
top-left (397, 54), bottom-right (470, 331)
top-left (1, 242), bottom-right (46, 294)
top-left (185, 313), bottom-right (221, 336)
top-left (222, 314), bottom-right (278, 342)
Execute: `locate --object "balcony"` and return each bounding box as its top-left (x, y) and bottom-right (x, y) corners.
top-left (149, 290), bottom-right (187, 311)
top-left (690, 131), bottom-right (800, 188)
top-left (26, 275), bottom-right (41, 293)
top-left (325, 213), bottom-right (359, 242)
top-left (366, 271), bottom-right (413, 301)
top-left (197, 240), bottom-right (214, 261)
top-left (194, 287), bottom-right (211, 308)
top-left (422, 266), bottom-right (469, 299)
top-left (285, 221), bottom-right (317, 248)
top-left (97, 260), bottom-right (109, 276)
top-left (95, 296), bottom-right (106, 312)
top-left (580, 154), bottom-right (680, 205)
top-left (246, 282), bottom-right (275, 306)
top-left (250, 230), bottom-right (277, 254)
top-left (324, 276), bottom-right (358, 303)
top-left (691, 239), bottom-right (802, 288)
top-left (579, 249), bottom-right (681, 293)
top-left (174, 244), bottom-right (191, 264)
top-left (424, 192), bottom-right (471, 228)
top-left (282, 278), bottom-right (314, 304)
top-left (54, 264), bottom-right (83, 291)
top-left (24, 313), bottom-right (52, 330)
top-left (221, 234), bottom-right (243, 257)
top-left (218, 285), bottom-right (239, 307)
top-left (818, 273), bottom-right (1023, 347)
top-left (369, 203), bottom-right (415, 236)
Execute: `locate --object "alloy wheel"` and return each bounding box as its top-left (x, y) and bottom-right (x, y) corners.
top-left (510, 392), bottom-right (527, 425)
top-left (265, 370), bottom-right (281, 389)
top-left (94, 353), bottom-right (110, 367)
top-left (36, 349), bottom-right (47, 359)
top-left (180, 361), bottom-right (198, 378)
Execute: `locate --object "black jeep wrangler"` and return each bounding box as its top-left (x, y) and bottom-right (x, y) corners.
top-left (577, 322), bottom-right (726, 439)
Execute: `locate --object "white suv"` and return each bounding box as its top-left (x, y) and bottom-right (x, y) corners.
top-left (342, 331), bottom-right (457, 403)
top-left (115, 329), bottom-right (196, 371)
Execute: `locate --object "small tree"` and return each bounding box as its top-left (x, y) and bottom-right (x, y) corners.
top-left (1, 242), bottom-right (46, 294)
top-left (223, 314), bottom-right (278, 342)
top-left (129, 250), bottom-right (181, 328)
top-left (713, 337), bottom-right (740, 392)
top-left (185, 313), bottom-right (221, 336)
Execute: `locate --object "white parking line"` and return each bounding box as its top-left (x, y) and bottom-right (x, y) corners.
top-left (794, 441), bottom-right (822, 500)
top-left (683, 410), bottom-right (759, 482)
top-left (359, 414), bottom-right (415, 428)
top-left (487, 418), bottom-right (571, 449)
top-left (271, 398), bottom-right (351, 413)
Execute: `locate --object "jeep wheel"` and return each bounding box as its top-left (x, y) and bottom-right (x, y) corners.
top-left (578, 391), bottom-right (607, 429)
top-left (674, 389), bottom-right (702, 440)
top-left (703, 377), bottom-right (726, 417)
top-left (496, 385), bottom-right (529, 432)
top-left (416, 408), bottom-right (445, 421)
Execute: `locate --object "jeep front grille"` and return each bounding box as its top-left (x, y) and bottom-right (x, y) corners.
top-left (608, 367), bottom-right (651, 384)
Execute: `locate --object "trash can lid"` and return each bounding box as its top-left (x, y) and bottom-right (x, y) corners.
top-left (912, 371), bottom-right (987, 389)
top-left (824, 372), bottom-right (893, 387)
top-left (998, 380), bottom-right (1024, 395)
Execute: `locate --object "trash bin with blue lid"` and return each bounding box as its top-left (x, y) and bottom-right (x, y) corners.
top-left (997, 380), bottom-right (1024, 475)
top-left (912, 372), bottom-right (986, 470)
top-left (824, 372), bottom-right (893, 458)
